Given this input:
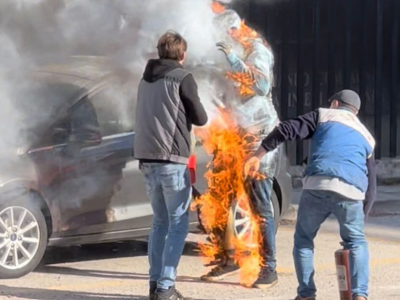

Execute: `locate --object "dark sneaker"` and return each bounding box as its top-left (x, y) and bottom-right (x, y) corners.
top-left (149, 281), bottom-right (157, 300)
top-left (252, 267), bottom-right (278, 289)
top-left (155, 286), bottom-right (192, 300)
top-left (294, 296), bottom-right (316, 300)
top-left (200, 261), bottom-right (240, 281)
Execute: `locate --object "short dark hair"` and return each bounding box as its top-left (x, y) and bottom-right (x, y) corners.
top-left (157, 30), bottom-right (187, 60)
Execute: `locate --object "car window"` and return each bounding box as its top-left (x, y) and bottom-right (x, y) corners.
top-left (39, 96), bottom-right (101, 147)
top-left (88, 87), bottom-right (134, 136)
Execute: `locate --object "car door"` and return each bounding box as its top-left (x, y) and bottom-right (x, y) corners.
top-left (74, 86), bottom-right (154, 235)
top-left (39, 94), bottom-right (133, 238)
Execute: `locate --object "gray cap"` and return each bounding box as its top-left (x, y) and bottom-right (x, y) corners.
top-left (328, 90), bottom-right (361, 110)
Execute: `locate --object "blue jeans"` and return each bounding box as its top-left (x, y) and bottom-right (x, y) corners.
top-left (139, 162), bottom-right (192, 290)
top-left (294, 189), bottom-right (368, 299)
top-left (249, 178), bottom-right (276, 271)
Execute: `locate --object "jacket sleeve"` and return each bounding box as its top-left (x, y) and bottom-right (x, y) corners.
top-left (364, 155), bottom-right (377, 220)
top-left (179, 74), bottom-right (208, 126)
top-left (226, 47), bottom-right (272, 96)
top-left (261, 110), bottom-right (319, 152)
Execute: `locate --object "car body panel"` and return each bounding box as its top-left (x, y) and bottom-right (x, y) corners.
top-left (0, 57), bottom-right (292, 249)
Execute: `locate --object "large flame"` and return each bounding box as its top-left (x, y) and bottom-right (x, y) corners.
top-left (232, 20), bottom-right (259, 49)
top-left (226, 71), bottom-right (255, 97)
top-left (193, 110), bottom-right (263, 286)
top-left (192, 2), bottom-right (269, 287)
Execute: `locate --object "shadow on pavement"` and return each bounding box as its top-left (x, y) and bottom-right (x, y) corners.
top-left (40, 240), bottom-right (200, 266)
top-left (35, 266), bottom-right (239, 288)
top-left (0, 285), bottom-right (144, 300)
top-left (0, 284), bottom-right (209, 300)
top-left (36, 240), bottom-right (239, 287)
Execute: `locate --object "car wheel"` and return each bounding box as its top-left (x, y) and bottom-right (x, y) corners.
top-left (231, 188), bottom-right (280, 245)
top-left (0, 196), bottom-right (48, 279)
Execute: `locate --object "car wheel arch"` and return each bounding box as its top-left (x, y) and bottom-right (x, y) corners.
top-left (0, 183), bottom-right (52, 238)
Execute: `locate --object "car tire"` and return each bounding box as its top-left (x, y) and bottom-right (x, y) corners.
top-left (231, 187), bottom-right (281, 245)
top-left (0, 194), bottom-right (48, 279)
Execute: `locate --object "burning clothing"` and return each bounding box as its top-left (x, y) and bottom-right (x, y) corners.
top-left (226, 39), bottom-right (274, 97)
top-left (134, 59), bottom-right (208, 164)
top-left (226, 39), bottom-right (279, 178)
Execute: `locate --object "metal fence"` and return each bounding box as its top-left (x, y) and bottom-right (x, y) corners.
top-left (233, 0), bottom-right (400, 165)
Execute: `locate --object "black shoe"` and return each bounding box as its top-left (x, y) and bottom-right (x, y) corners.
top-left (155, 286), bottom-right (192, 300)
top-left (149, 281), bottom-right (157, 300)
top-left (294, 296), bottom-right (316, 300)
top-left (253, 267), bottom-right (278, 289)
top-left (200, 261), bottom-right (240, 282)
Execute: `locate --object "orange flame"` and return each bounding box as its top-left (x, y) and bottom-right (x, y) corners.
top-left (193, 111), bottom-right (263, 286)
top-left (191, 3), bottom-right (269, 287)
top-left (226, 71), bottom-right (255, 97)
top-left (232, 20), bottom-right (259, 49)
top-left (211, 1), bottom-right (226, 14)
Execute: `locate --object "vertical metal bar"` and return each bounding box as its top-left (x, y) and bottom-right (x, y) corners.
top-left (344, 0), bottom-right (352, 88)
top-left (296, 0), bottom-right (305, 165)
top-left (280, 0), bottom-right (289, 121)
top-left (327, 0), bottom-right (336, 97)
top-left (374, 0), bottom-right (383, 159)
top-left (390, 0), bottom-right (399, 157)
top-left (359, 0), bottom-right (368, 117)
top-left (312, 0), bottom-right (321, 110)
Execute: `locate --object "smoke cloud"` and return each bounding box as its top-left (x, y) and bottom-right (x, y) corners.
top-left (0, 0), bottom-right (242, 156)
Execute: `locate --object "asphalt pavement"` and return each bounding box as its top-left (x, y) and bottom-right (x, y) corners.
top-left (1, 214), bottom-right (399, 300)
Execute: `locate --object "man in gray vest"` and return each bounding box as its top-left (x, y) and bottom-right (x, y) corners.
top-left (134, 30), bottom-right (208, 300)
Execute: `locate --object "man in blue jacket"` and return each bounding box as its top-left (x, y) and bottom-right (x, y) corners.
top-left (244, 90), bottom-right (376, 300)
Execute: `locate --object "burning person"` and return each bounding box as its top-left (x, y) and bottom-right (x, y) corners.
top-left (199, 7), bottom-right (280, 289)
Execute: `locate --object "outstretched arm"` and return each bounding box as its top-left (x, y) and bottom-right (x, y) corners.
top-left (217, 42), bottom-right (273, 96)
top-left (244, 110), bottom-right (319, 177)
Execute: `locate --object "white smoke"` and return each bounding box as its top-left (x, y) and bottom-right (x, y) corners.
top-left (0, 0), bottom-right (240, 154)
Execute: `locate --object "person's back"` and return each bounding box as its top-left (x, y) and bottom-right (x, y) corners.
top-left (304, 107), bottom-right (375, 201)
top-left (135, 31), bottom-right (207, 300)
top-left (134, 48), bottom-right (207, 163)
top-left (244, 90), bottom-right (376, 300)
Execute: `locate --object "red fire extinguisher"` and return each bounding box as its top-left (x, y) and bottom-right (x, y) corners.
top-left (335, 242), bottom-right (352, 300)
top-left (188, 155), bottom-right (197, 185)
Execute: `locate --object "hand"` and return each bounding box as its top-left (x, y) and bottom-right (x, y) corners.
top-left (216, 42), bottom-right (232, 56)
top-left (244, 156), bottom-right (261, 178)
